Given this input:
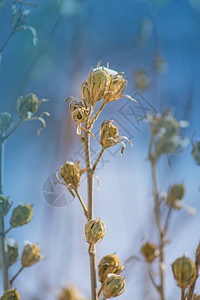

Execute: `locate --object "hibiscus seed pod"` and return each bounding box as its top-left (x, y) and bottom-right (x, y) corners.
top-left (85, 218), bottom-right (106, 244)
top-left (1, 289), bottom-right (20, 300)
top-left (98, 254), bottom-right (122, 283)
top-left (102, 274), bottom-right (126, 298)
top-left (100, 120), bottom-right (119, 148)
top-left (0, 194), bottom-right (11, 216)
top-left (88, 67), bottom-right (110, 105)
top-left (172, 256), bottom-right (197, 290)
top-left (61, 160), bottom-right (81, 190)
top-left (7, 238), bottom-right (19, 267)
top-left (192, 141), bottom-right (200, 165)
top-left (10, 204), bottom-right (33, 228)
top-left (141, 242), bottom-right (159, 263)
top-left (0, 112), bottom-right (13, 132)
top-left (17, 93), bottom-right (40, 119)
top-left (104, 73), bottom-right (127, 102)
top-left (21, 242), bottom-right (42, 267)
top-left (167, 184), bottom-right (185, 210)
top-left (69, 99), bottom-right (89, 123)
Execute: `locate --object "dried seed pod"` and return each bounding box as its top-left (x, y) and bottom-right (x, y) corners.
top-left (167, 184), bottom-right (185, 209)
top-left (69, 99), bottom-right (89, 123)
top-left (10, 204), bottom-right (33, 228)
top-left (81, 81), bottom-right (90, 103)
top-left (0, 112), bottom-right (13, 132)
top-left (100, 120), bottom-right (119, 148)
top-left (7, 238), bottom-right (19, 267)
top-left (17, 93), bottom-right (41, 119)
top-left (141, 242), bottom-right (159, 263)
top-left (85, 218), bottom-right (106, 244)
top-left (98, 254), bottom-right (123, 283)
top-left (102, 274), bottom-right (126, 298)
top-left (0, 194), bottom-right (11, 216)
top-left (104, 73), bottom-right (127, 102)
top-left (1, 289), bottom-right (20, 300)
top-left (58, 285), bottom-right (88, 300)
top-left (88, 67), bottom-right (110, 105)
top-left (172, 256), bottom-right (197, 289)
top-left (21, 242), bottom-right (42, 267)
top-left (61, 160), bottom-right (81, 190)
top-left (135, 71), bottom-right (149, 90)
top-left (192, 141), bottom-right (200, 165)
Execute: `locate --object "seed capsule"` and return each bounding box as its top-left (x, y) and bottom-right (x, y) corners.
top-left (7, 238), bottom-right (19, 267)
top-left (69, 99), bottom-right (89, 123)
top-left (98, 254), bottom-right (122, 283)
top-left (167, 184), bottom-right (185, 209)
top-left (81, 81), bottom-right (90, 103)
top-left (102, 274), bottom-right (125, 298)
top-left (10, 204), bottom-right (33, 228)
top-left (0, 112), bottom-right (13, 132)
top-left (100, 120), bottom-right (119, 148)
top-left (1, 289), bottom-right (20, 300)
top-left (0, 195), bottom-right (11, 216)
top-left (58, 286), bottom-right (88, 300)
top-left (135, 71), bottom-right (149, 90)
top-left (21, 242), bottom-right (42, 267)
top-left (17, 93), bottom-right (41, 119)
top-left (104, 73), bottom-right (127, 102)
top-left (172, 256), bottom-right (197, 289)
top-left (61, 160), bottom-right (81, 190)
top-left (85, 218), bottom-right (106, 244)
top-left (192, 141), bottom-right (200, 165)
top-left (141, 242), bottom-right (159, 263)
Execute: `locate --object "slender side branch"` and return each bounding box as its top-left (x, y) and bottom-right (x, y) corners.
top-left (92, 147), bottom-right (105, 172)
top-left (148, 265), bottom-right (160, 294)
top-left (10, 266), bottom-right (24, 285)
top-left (4, 226), bottom-right (12, 236)
top-left (90, 102), bottom-right (106, 128)
top-left (75, 189), bottom-right (88, 219)
top-left (0, 32), bottom-right (15, 54)
top-left (4, 119), bottom-right (23, 141)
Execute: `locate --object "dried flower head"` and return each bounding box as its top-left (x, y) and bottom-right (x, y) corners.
top-left (102, 274), bottom-right (126, 298)
top-left (104, 72), bottom-right (127, 102)
top-left (100, 120), bottom-right (132, 155)
top-left (69, 98), bottom-right (90, 123)
top-left (98, 254), bottom-right (123, 283)
top-left (141, 242), bottom-right (159, 263)
top-left (0, 112), bottom-right (13, 132)
top-left (61, 160), bottom-right (81, 191)
top-left (21, 242), bottom-right (42, 267)
top-left (167, 184), bottom-right (185, 210)
top-left (0, 194), bottom-right (11, 217)
top-left (192, 140), bottom-right (200, 165)
top-left (58, 285), bottom-right (88, 300)
top-left (85, 218), bottom-right (106, 244)
top-left (10, 204), bottom-right (33, 228)
top-left (7, 238), bottom-right (19, 267)
top-left (1, 289), bottom-right (20, 300)
top-left (172, 256), bottom-right (197, 289)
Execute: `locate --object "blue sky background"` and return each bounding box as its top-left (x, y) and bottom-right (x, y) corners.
top-left (0, 0), bottom-right (200, 299)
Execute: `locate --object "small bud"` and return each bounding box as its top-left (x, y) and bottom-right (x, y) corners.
top-left (1, 289), bottom-right (20, 300)
top-left (7, 238), bottom-right (19, 267)
top-left (192, 141), bottom-right (200, 165)
top-left (85, 218), bottom-right (106, 244)
top-left (141, 242), bottom-right (159, 263)
top-left (17, 93), bottom-right (41, 119)
top-left (100, 120), bottom-right (119, 148)
top-left (172, 256), bottom-right (197, 289)
top-left (104, 73), bottom-right (127, 102)
top-left (0, 194), bottom-right (11, 216)
top-left (21, 242), bottom-right (42, 267)
top-left (167, 184), bottom-right (185, 210)
top-left (98, 254), bottom-right (123, 283)
top-left (88, 67), bottom-right (110, 105)
top-left (61, 160), bottom-right (81, 190)
top-left (0, 112), bottom-right (13, 132)
top-left (58, 285), bottom-right (88, 300)
top-left (102, 274), bottom-right (126, 298)
top-left (10, 204), bottom-right (33, 228)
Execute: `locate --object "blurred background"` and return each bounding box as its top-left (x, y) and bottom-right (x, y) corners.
top-left (0, 0), bottom-right (200, 299)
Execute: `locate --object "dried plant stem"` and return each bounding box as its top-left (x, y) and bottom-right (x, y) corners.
top-left (0, 137), bottom-right (10, 291)
top-left (83, 128), bottom-right (98, 300)
top-left (92, 147), bottom-right (105, 171)
top-left (10, 266), bottom-right (24, 285)
top-left (90, 102), bottom-right (106, 128)
top-left (4, 119), bottom-right (23, 141)
top-left (75, 189), bottom-right (88, 219)
top-left (181, 288), bottom-right (185, 300)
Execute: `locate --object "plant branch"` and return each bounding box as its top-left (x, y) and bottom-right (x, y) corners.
top-left (4, 226), bottom-right (12, 236)
top-left (10, 266), bottom-right (24, 285)
top-left (0, 32), bottom-right (15, 54)
top-left (181, 288), bottom-right (185, 300)
top-left (0, 135), bottom-right (10, 290)
top-left (148, 265), bottom-right (160, 294)
top-left (3, 119), bottom-right (23, 141)
top-left (75, 189), bottom-right (88, 219)
top-left (90, 102), bottom-right (106, 128)
top-left (92, 147), bottom-right (105, 172)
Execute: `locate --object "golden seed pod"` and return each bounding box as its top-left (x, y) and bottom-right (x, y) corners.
top-left (61, 160), bottom-right (81, 190)
top-left (58, 285), bottom-right (88, 300)
top-left (0, 194), bottom-right (11, 217)
top-left (104, 73), bottom-right (127, 102)
top-left (172, 256), bottom-right (197, 290)
top-left (1, 289), bottom-right (20, 300)
top-left (98, 254), bottom-right (122, 283)
top-left (21, 242), bottom-right (42, 267)
top-left (135, 71), bottom-right (149, 90)
top-left (81, 81), bottom-right (90, 103)
top-left (100, 120), bottom-right (119, 148)
top-left (69, 99), bottom-right (89, 123)
top-left (102, 274), bottom-right (126, 299)
top-left (88, 67), bottom-right (110, 105)
top-left (0, 112), bottom-right (13, 132)
top-left (192, 141), bottom-right (200, 165)
top-left (85, 218), bottom-right (106, 244)
top-left (167, 184), bottom-right (185, 209)
top-left (7, 238), bottom-right (19, 267)
top-left (17, 93), bottom-right (40, 119)
top-left (10, 204), bottom-right (33, 228)
top-left (141, 242), bottom-right (159, 263)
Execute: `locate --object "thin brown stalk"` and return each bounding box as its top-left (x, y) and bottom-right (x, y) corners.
top-left (90, 102), bottom-right (106, 128)
top-left (10, 266), bottom-right (24, 285)
top-left (92, 147), bottom-right (105, 172)
top-left (75, 189), bottom-right (88, 219)
top-left (181, 288), bottom-right (185, 300)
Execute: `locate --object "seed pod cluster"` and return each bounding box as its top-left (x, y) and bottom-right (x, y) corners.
top-left (85, 218), bottom-right (106, 244)
top-left (1, 289), bottom-right (20, 300)
top-left (10, 204), bottom-right (33, 228)
top-left (0, 112), bottom-right (13, 132)
top-left (98, 254), bottom-right (123, 283)
top-left (167, 184), bottom-right (185, 209)
top-left (172, 256), bottom-right (197, 289)
top-left (21, 242), bottom-right (42, 267)
top-left (61, 160), bottom-right (81, 191)
top-left (141, 242), bottom-right (159, 263)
